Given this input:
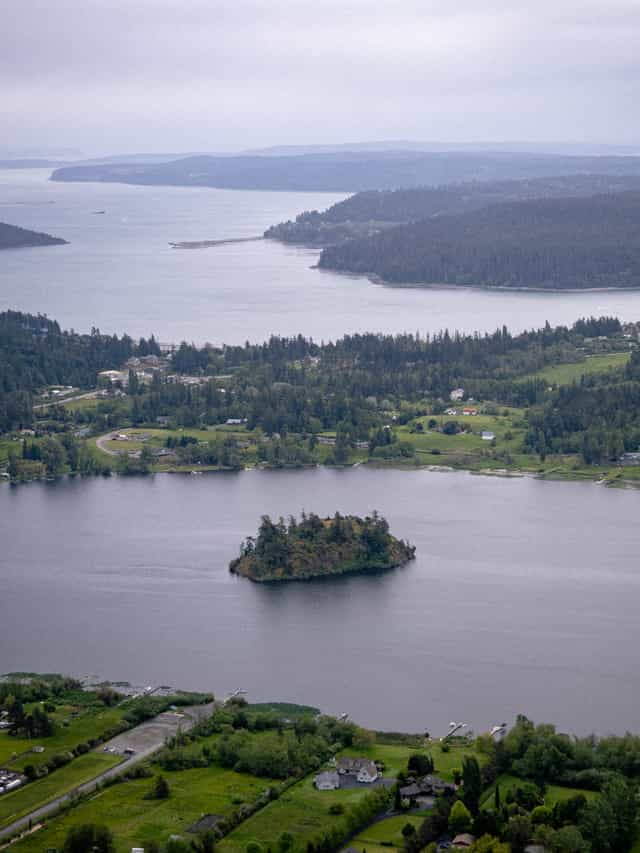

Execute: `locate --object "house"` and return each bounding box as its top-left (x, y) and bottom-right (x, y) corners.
top-left (314, 770), bottom-right (340, 790)
top-left (225, 418), bottom-right (247, 426)
top-left (419, 774), bottom-right (455, 795)
top-left (444, 408), bottom-right (458, 416)
top-left (481, 431), bottom-right (495, 441)
top-left (450, 388), bottom-right (464, 401)
top-left (98, 369), bottom-right (128, 386)
top-left (452, 834), bottom-right (475, 848)
top-left (619, 451), bottom-right (640, 465)
top-left (317, 436), bottom-right (336, 446)
top-left (399, 783), bottom-right (422, 800)
top-left (336, 757), bottom-right (380, 783)
top-left (462, 408), bottom-right (478, 416)
top-left (357, 761), bottom-right (379, 783)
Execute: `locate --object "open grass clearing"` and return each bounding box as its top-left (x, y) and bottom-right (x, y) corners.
top-left (218, 775), bottom-right (370, 853)
top-left (529, 351), bottom-right (631, 386)
top-left (0, 704), bottom-right (126, 770)
top-left (0, 752), bottom-right (122, 829)
top-left (9, 765), bottom-right (273, 853)
top-left (354, 814), bottom-right (423, 847)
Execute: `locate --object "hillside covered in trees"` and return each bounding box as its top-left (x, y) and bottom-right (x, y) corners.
top-left (318, 191), bottom-right (640, 290)
top-left (0, 222), bottom-right (67, 250)
top-left (2, 311), bottom-right (639, 473)
top-left (0, 311), bottom-right (160, 432)
top-left (265, 175), bottom-right (640, 246)
top-left (230, 512), bottom-right (415, 582)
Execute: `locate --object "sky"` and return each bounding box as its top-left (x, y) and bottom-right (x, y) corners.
top-left (2, 0), bottom-right (640, 156)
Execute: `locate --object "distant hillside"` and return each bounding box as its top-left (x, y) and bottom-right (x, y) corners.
top-left (0, 222), bottom-right (67, 250)
top-left (51, 151), bottom-right (640, 193)
top-left (265, 175), bottom-right (640, 246)
top-left (318, 191), bottom-right (640, 290)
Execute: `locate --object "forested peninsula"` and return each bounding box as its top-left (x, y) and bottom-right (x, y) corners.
top-left (318, 191), bottom-right (640, 290)
top-left (265, 175), bottom-right (640, 247)
top-left (0, 222), bottom-right (67, 250)
top-left (229, 512), bottom-right (416, 582)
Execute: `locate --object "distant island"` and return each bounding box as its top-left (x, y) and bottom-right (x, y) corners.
top-left (229, 511), bottom-right (416, 582)
top-left (0, 221), bottom-right (67, 250)
top-left (50, 150), bottom-right (640, 193)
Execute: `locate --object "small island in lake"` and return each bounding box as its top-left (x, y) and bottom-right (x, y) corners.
top-left (230, 511), bottom-right (416, 582)
top-left (0, 221), bottom-right (67, 250)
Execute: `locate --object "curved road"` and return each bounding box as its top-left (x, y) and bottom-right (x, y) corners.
top-left (0, 703), bottom-right (214, 843)
top-left (94, 431), bottom-right (124, 456)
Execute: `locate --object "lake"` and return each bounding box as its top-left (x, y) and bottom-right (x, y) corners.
top-left (1, 468), bottom-right (638, 736)
top-left (2, 169), bottom-right (640, 343)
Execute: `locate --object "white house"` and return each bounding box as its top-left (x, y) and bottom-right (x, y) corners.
top-left (336, 757), bottom-right (380, 783)
top-left (356, 761), bottom-right (380, 783)
top-left (450, 388), bottom-right (464, 401)
top-left (481, 431), bottom-right (496, 441)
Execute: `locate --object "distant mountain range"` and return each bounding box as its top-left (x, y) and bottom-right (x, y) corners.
top-left (50, 150), bottom-right (640, 193)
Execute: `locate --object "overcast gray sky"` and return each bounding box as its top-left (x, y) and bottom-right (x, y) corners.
top-left (2, 0), bottom-right (639, 155)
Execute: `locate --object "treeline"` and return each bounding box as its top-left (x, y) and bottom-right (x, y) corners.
top-left (0, 310), bottom-right (160, 431)
top-left (318, 191), bottom-right (640, 289)
top-left (525, 350), bottom-right (640, 462)
top-left (266, 175), bottom-right (640, 246)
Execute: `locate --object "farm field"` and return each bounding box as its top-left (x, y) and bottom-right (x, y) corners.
top-left (529, 351), bottom-right (631, 385)
top-left (0, 752), bottom-right (122, 828)
top-left (0, 704), bottom-right (126, 770)
top-left (9, 765), bottom-right (273, 853)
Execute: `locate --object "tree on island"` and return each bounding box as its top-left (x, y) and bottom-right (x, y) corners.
top-left (231, 511), bottom-right (415, 582)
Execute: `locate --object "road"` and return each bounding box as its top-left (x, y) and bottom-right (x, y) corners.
top-left (0, 703), bottom-right (214, 843)
top-left (94, 430), bottom-right (123, 456)
top-left (33, 391), bottom-right (98, 411)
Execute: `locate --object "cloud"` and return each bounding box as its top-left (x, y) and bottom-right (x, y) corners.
top-left (2, 0), bottom-right (639, 153)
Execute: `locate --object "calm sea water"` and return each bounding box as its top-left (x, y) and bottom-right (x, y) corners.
top-left (1, 468), bottom-right (638, 736)
top-left (2, 169), bottom-right (640, 343)
top-left (2, 170), bottom-right (640, 737)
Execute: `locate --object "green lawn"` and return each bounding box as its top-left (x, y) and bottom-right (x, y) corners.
top-left (218, 775), bottom-right (367, 853)
top-left (529, 351), bottom-right (631, 385)
top-left (10, 766), bottom-right (275, 853)
top-left (354, 814), bottom-right (423, 847)
top-left (544, 784), bottom-right (598, 806)
top-left (0, 752), bottom-right (122, 829)
top-left (481, 774), bottom-right (597, 809)
top-left (0, 704), bottom-right (126, 770)
top-left (219, 741), bottom-right (481, 853)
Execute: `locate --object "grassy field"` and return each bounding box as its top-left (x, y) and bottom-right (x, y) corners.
top-left (529, 351), bottom-right (631, 385)
top-left (219, 741), bottom-right (481, 853)
top-left (480, 774), bottom-right (597, 809)
top-left (218, 774), bottom-right (367, 853)
top-left (10, 765), bottom-right (274, 853)
top-left (0, 704), bottom-right (126, 770)
top-left (353, 814), bottom-right (424, 849)
top-left (0, 752), bottom-right (122, 829)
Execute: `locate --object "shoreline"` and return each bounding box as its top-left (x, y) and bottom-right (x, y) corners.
top-left (313, 263), bottom-right (640, 294)
top-left (3, 458), bottom-right (639, 490)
